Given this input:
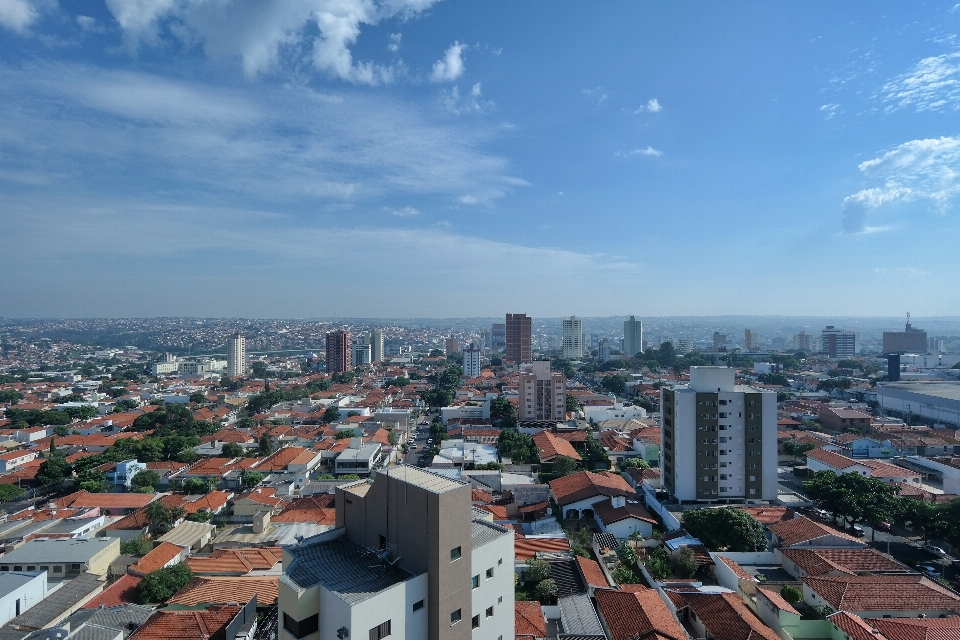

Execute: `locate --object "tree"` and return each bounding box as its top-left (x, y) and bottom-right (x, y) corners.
top-left (250, 361), bottom-right (269, 379)
top-left (552, 358), bottom-right (575, 379)
top-left (681, 507), bottom-right (768, 552)
top-left (617, 541), bottom-right (639, 567)
top-left (0, 390), bottom-right (23, 404)
top-left (189, 392), bottom-right (207, 405)
top-left (241, 471), bottom-right (264, 488)
top-left (323, 406), bottom-right (341, 423)
top-left (187, 510), bottom-right (212, 522)
top-left (803, 471), bottom-right (901, 530)
top-left (79, 472), bottom-right (109, 493)
top-left (623, 457), bottom-right (650, 470)
top-left (258, 434), bottom-right (276, 456)
top-left (498, 428), bottom-right (536, 464)
top-left (0, 484), bottom-right (26, 502)
top-left (783, 439), bottom-right (817, 461)
top-left (551, 456), bottom-right (579, 478)
top-left (35, 457), bottom-right (71, 486)
top-left (647, 547), bottom-right (671, 581)
top-left (131, 470), bottom-right (160, 492)
top-left (220, 442), bottom-right (244, 458)
top-left (145, 501), bottom-right (185, 534)
top-left (565, 394), bottom-right (580, 413)
top-left (335, 429), bottom-right (357, 440)
top-left (489, 396), bottom-right (516, 428)
top-left (600, 375), bottom-right (627, 396)
top-left (422, 388), bottom-right (453, 407)
top-left (525, 558), bottom-right (551, 583)
top-left (612, 565), bottom-right (642, 585)
top-left (672, 547), bottom-right (698, 578)
top-left (182, 477), bottom-right (215, 494)
top-left (780, 585), bottom-right (803, 604)
top-left (533, 578), bottom-right (558, 604)
top-left (388, 430), bottom-right (400, 446)
top-left (120, 537), bottom-right (153, 556)
top-left (136, 564), bottom-right (194, 604)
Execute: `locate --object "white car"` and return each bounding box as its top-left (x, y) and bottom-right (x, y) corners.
top-left (924, 544), bottom-right (948, 557)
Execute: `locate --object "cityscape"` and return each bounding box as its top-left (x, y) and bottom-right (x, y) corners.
top-left (4, 1), bottom-right (960, 640)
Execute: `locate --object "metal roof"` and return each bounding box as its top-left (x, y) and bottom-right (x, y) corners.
top-left (378, 466), bottom-right (466, 493)
top-left (558, 594), bottom-right (605, 636)
top-left (470, 520), bottom-right (511, 549)
top-left (0, 538), bottom-right (115, 564)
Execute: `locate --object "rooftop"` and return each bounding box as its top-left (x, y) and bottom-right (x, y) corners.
top-left (804, 574), bottom-right (960, 612)
top-left (168, 576), bottom-right (279, 606)
top-left (879, 382), bottom-right (960, 402)
top-left (0, 537), bottom-right (117, 564)
top-left (376, 465), bottom-right (466, 494)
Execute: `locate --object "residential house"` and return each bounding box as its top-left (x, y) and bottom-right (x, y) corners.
top-left (548, 470), bottom-right (636, 520)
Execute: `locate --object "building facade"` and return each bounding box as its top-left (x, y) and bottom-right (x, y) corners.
top-left (325, 330), bottom-right (350, 373)
top-left (794, 332), bottom-right (812, 351)
top-left (279, 466), bottom-right (514, 640)
top-left (490, 324), bottom-right (505, 353)
top-left (821, 326), bottom-right (859, 358)
top-left (882, 318), bottom-right (928, 354)
top-left (660, 367), bottom-right (778, 503)
top-left (623, 316), bottom-right (643, 357)
top-left (505, 314), bottom-right (532, 364)
top-left (226, 333), bottom-right (245, 378)
top-left (561, 316), bottom-right (583, 359)
top-left (598, 338), bottom-right (611, 363)
top-left (371, 329), bottom-right (384, 362)
top-left (351, 336), bottom-right (372, 368)
top-left (519, 361), bottom-right (566, 422)
top-left (461, 344), bottom-right (481, 379)
top-left (744, 329), bottom-right (756, 351)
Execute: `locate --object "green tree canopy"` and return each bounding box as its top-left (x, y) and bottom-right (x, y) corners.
top-left (0, 484), bottom-right (26, 502)
top-left (489, 396), bottom-right (516, 427)
top-left (498, 428), bottom-right (536, 464)
top-left (600, 374), bottom-right (627, 396)
top-left (533, 578), bottom-right (558, 604)
top-left (525, 558), bottom-right (551, 583)
top-left (130, 469), bottom-right (160, 491)
top-left (241, 471), bottom-right (264, 488)
top-left (136, 564), bottom-right (194, 604)
top-left (803, 470), bottom-right (901, 529)
top-left (565, 394), bottom-right (580, 413)
top-left (36, 457), bottom-right (71, 486)
top-left (220, 442), bottom-right (245, 458)
top-left (551, 455), bottom-right (579, 478)
top-left (681, 507), bottom-right (768, 552)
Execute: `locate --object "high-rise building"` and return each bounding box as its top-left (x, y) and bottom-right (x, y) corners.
top-left (461, 343), bottom-right (481, 378)
top-left (479, 330), bottom-right (490, 352)
top-left (490, 324), bottom-right (505, 352)
top-left (505, 314), bottom-right (531, 363)
top-left (352, 336), bottom-right (372, 367)
top-left (598, 338), bottom-right (611, 363)
top-left (712, 332), bottom-right (727, 349)
top-left (744, 329), bottom-right (756, 351)
top-left (325, 330), bottom-right (350, 373)
top-left (660, 367), bottom-right (777, 502)
top-left (370, 329), bottom-right (384, 362)
top-left (794, 331), bottom-right (812, 351)
top-left (930, 337), bottom-right (945, 354)
top-left (444, 337), bottom-right (460, 356)
top-left (280, 466), bottom-right (514, 640)
top-left (821, 326), bottom-right (859, 358)
top-left (519, 360), bottom-right (566, 422)
top-left (623, 316), bottom-right (643, 357)
top-left (676, 339), bottom-right (691, 355)
top-left (882, 315), bottom-right (928, 354)
top-left (561, 316), bottom-right (583, 359)
top-left (226, 333), bottom-right (245, 377)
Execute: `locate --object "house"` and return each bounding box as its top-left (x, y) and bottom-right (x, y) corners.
top-left (0, 571), bottom-right (47, 626)
top-left (515, 601), bottom-right (547, 640)
top-left (233, 487), bottom-right (287, 517)
top-left (594, 587), bottom-right (687, 640)
top-left (818, 406), bottom-right (873, 431)
top-left (803, 574), bottom-right (960, 618)
top-left (548, 470), bottom-right (636, 520)
top-left (156, 520), bottom-right (216, 552)
top-left (779, 547), bottom-right (910, 578)
top-left (830, 611), bottom-right (960, 640)
top-left (592, 496), bottom-right (657, 538)
top-left (806, 448), bottom-right (922, 484)
top-left (583, 401), bottom-right (647, 424)
top-left (0, 450), bottom-right (37, 472)
top-left (667, 589), bottom-right (780, 640)
top-left (168, 576), bottom-right (280, 606)
top-left (186, 547), bottom-right (283, 576)
top-left (65, 491), bottom-right (159, 516)
top-left (0, 537), bottom-right (121, 579)
top-left (767, 516), bottom-right (866, 549)
top-left (105, 459), bottom-right (147, 489)
top-left (128, 541), bottom-right (189, 576)
top-left (531, 430), bottom-right (582, 463)
top-left (129, 599), bottom-right (256, 640)
top-left (333, 438), bottom-right (382, 476)
top-left (575, 556), bottom-right (611, 594)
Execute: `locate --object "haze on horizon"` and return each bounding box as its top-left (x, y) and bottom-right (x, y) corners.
top-left (2, 1), bottom-right (960, 319)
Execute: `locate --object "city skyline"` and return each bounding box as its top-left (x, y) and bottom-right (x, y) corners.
top-left (2, 2), bottom-right (960, 317)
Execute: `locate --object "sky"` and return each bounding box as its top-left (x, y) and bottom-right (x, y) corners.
top-left (2, 1), bottom-right (960, 319)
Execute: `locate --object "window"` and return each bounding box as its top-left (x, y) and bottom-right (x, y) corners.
top-left (486, 567), bottom-right (494, 579)
top-left (498, 558), bottom-right (503, 565)
top-left (472, 615), bottom-right (480, 629)
top-left (369, 620), bottom-right (391, 640)
top-left (472, 575), bottom-right (479, 589)
top-left (451, 609), bottom-right (462, 625)
top-left (283, 613), bottom-right (319, 639)
top-left (13, 566), bottom-right (22, 572)
top-left (451, 547), bottom-right (462, 561)
top-left (498, 596), bottom-right (503, 603)
top-left (486, 606), bottom-right (494, 618)
top-left (413, 600), bottom-right (424, 611)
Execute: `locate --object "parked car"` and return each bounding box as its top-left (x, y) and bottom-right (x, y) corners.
top-left (924, 544), bottom-right (948, 557)
top-left (919, 564), bottom-right (942, 578)
top-left (851, 524), bottom-right (865, 537)
top-left (876, 521), bottom-right (891, 531)
top-left (814, 509), bottom-right (830, 520)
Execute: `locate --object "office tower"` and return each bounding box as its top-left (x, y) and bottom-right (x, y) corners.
top-left (445, 337), bottom-right (460, 356)
top-left (676, 339), bottom-right (691, 355)
top-left (370, 329), bottom-right (384, 362)
top-left (280, 466), bottom-right (514, 640)
top-left (821, 326), bottom-right (859, 358)
top-left (519, 360), bottom-right (566, 422)
top-left (561, 316), bottom-right (583, 359)
top-left (490, 324), bottom-right (505, 352)
top-left (771, 336), bottom-right (786, 352)
top-left (882, 314), bottom-right (928, 354)
top-left (505, 314), bottom-right (531, 363)
top-left (794, 331), bottom-right (812, 351)
top-left (660, 366), bottom-right (777, 502)
top-left (325, 330), bottom-right (350, 373)
top-left (744, 329), bottom-right (756, 351)
top-left (351, 336), bottom-right (372, 367)
top-left (461, 343), bottom-right (481, 378)
top-left (930, 337), bottom-right (945, 354)
top-left (712, 332), bottom-right (727, 349)
top-left (226, 333), bottom-right (245, 377)
top-left (599, 338), bottom-right (611, 363)
top-left (623, 316), bottom-right (643, 357)
top-left (590, 334), bottom-right (599, 350)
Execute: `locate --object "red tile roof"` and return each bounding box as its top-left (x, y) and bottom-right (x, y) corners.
top-left (68, 492), bottom-right (157, 510)
top-left (666, 590), bottom-right (779, 640)
top-left (871, 615), bottom-right (960, 640)
top-left (757, 587), bottom-right (800, 617)
top-left (593, 497), bottom-right (656, 526)
top-left (803, 575), bottom-right (960, 613)
top-left (595, 587), bottom-right (688, 640)
top-left (168, 576), bottom-right (279, 606)
top-left (82, 573), bottom-right (142, 609)
top-left (548, 471), bottom-right (634, 506)
top-left (129, 542), bottom-right (187, 575)
top-left (531, 431), bottom-right (582, 462)
top-left (186, 547), bottom-right (283, 575)
top-left (515, 601), bottom-right (547, 637)
top-left (768, 516), bottom-right (864, 547)
top-left (576, 556), bottom-right (610, 588)
top-left (513, 531), bottom-right (571, 561)
top-left (780, 548), bottom-right (909, 576)
top-left (129, 604), bottom-right (243, 640)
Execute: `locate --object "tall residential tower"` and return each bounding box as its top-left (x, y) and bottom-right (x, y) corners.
top-left (325, 330), bottom-right (350, 373)
top-left (505, 314), bottom-right (531, 364)
top-left (623, 316), bottom-right (643, 357)
top-left (561, 316), bottom-right (583, 359)
top-left (226, 333), bottom-right (245, 377)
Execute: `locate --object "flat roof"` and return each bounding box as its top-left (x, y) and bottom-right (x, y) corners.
top-left (879, 382), bottom-right (960, 403)
top-left (0, 538), bottom-right (115, 564)
top-left (377, 465), bottom-right (466, 494)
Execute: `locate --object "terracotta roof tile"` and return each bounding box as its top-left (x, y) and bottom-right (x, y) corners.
top-left (593, 497), bottom-right (656, 526)
top-left (548, 470), bottom-right (634, 506)
top-left (871, 615), bottom-right (960, 640)
top-left (595, 587), bottom-right (688, 640)
top-left (780, 548), bottom-right (908, 576)
top-left (186, 547), bottom-right (283, 575)
top-left (515, 601), bottom-right (547, 637)
top-left (129, 542), bottom-right (187, 575)
top-left (532, 431), bottom-right (582, 462)
top-left (757, 587), bottom-right (801, 617)
top-left (666, 590), bottom-right (779, 640)
top-left (129, 604), bottom-right (243, 640)
top-left (168, 576), bottom-right (279, 606)
top-left (768, 516), bottom-right (864, 547)
top-left (82, 573), bottom-right (142, 609)
top-left (803, 574), bottom-right (960, 613)
top-left (576, 556), bottom-right (610, 588)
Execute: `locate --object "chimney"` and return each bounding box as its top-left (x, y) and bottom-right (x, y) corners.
top-left (611, 495), bottom-right (626, 508)
top-left (252, 511), bottom-right (270, 534)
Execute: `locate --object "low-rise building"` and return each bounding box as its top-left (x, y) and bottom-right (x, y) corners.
top-left (0, 450), bottom-right (38, 472)
top-left (0, 570), bottom-right (47, 626)
top-left (0, 537), bottom-right (121, 579)
top-left (334, 438), bottom-right (382, 476)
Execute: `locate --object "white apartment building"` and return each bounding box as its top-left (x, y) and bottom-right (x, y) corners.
top-left (226, 333), bottom-right (246, 377)
top-left (371, 329), bottom-right (385, 362)
top-left (351, 337), bottom-right (372, 367)
top-left (623, 316), bottom-right (643, 357)
top-left (562, 316), bottom-right (583, 359)
top-left (519, 361), bottom-right (566, 422)
top-left (461, 343), bottom-right (482, 379)
top-left (661, 367), bottom-right (778, 503)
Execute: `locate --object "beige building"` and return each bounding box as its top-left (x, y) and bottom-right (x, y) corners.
top-left (519, 360), bottom-right (566, 422)
top-left (0, 537), bottom-right (120, 579)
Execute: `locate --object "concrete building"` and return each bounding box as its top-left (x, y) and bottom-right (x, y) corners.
top-left (326, 330), bottom-right (350, 373)
top-left (519, 361), bottom-right (566, 422)
top-left (334, 438), bottom-right (383, 476)
top-left (561, 316), bottom-right (583, 359)
top-left (623, 316), bottom-right (643, 358)
top-left (505, 314), bottom-right (531, 364)
top-left (660, 366), bottom-right (778, 503)
top-left (877, 381), bottom-right (960, 428)
top-left (882, 316), bottom-right (928, 354)
top-left (490, 324), bottom-right (505, 353)
top-left (598, 338), bottom-right (611, 363)
top-left (226, 332), bottom-right (246, 378)
top-left (279, 466), bottom-right (514, 640)
top-left (461, 343), bottom-right (481, 379)
top-left (0, 538), bottom-right (121, 579)
top-left (0, 571), bottom-right (47, 626)
top-left (351, 336), bottom-right (372, 368)
top-left (105, 459), bottom-right (147, 490)
top-left (676, 339), bottom-right (690, 355)
top-left (821, 326), bottom-right (859, 358)
top-left (444, 337), bottom-right (460, 356)
top-left (369, 329), bottom-right (384, 363)
top-left (744, 329), bottom-right (757, 351)
top-left (794, 332), bottom-right (812, 352)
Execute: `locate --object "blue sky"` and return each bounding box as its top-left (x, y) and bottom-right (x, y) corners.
top-left (2, 1), bottom-right (960, 318)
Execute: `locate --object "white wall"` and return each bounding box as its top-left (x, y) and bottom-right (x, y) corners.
top-left (471, 531), bottom-right (514, 640)
top-left (598, 517), bottom-right (653, 539)
top-left (317, 573), bottom-right (428, 640)
top-left (0, 572), bottom-right (46, 626)
top-left (761, 391), bottom-right (779, 501)
top-left (671, 391), bottom-right (697, 501)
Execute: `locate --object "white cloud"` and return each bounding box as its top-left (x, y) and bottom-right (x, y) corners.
top-left (616, 146), bottom-right (663, 158)
top-left (102, 0), bottom-right (442, 83)
top-left (0, 0), bottom-right (39, 33)
top-left (458, 194), bottom-right (478, 204)
top-left (582, 88), bottom-right (607, 105)
top-left (388, 32), bottom-right (401, 52)
top-left (441, 82), bottom-right (493, 115)
top-left (819, 103), bottom-right (839, 119)
top-left (879, 52), bottom-right (960, 112)
top-left (388, 205), bottom-right (420, 216)
top-left (430, 41), bottom-right (465, 82)
top-left (646, 98), bottom-right (661, 112)
top-left (841, 136), bottom-right (960, 233)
